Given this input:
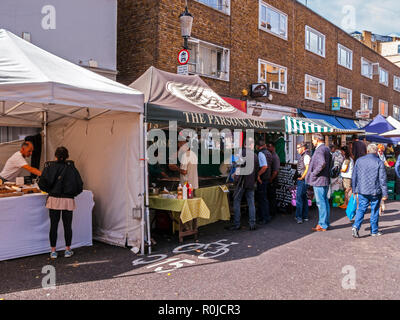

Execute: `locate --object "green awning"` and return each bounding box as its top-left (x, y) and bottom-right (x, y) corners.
top-left (284, 116), bottom-right (334, 134)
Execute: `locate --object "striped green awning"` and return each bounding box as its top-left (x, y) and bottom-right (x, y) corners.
top-left (284, 116), bottom-right (334, 134)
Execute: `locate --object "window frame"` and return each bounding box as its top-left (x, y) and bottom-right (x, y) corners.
top-left (379, 67), bottom-right (389, 86)
top-left (337, 44), bottom-right (353, 70)
top-left (393, 105), bottom-right (400, 120)
top-left (394, 75), bottom-right (400, 92)
top-left (194, 0), bottom-right (231, 15)
top-left (337, 85), bottom-right (352, 110)
top-left (305, 25), bottom-right (326, 58)
top-left (305, 74), bottom-right (325, 103)
top-left (258, 59), bottom-right (288, 94)
top-left (361, 57), bottom-right (373, 79)
top-left (379, 99), bottom-right (389, 117)
top-left (187, 38), bottom-right (230, 82)
top-left (258, 1), bottom-right (288, 40)
top-left (361, 94), bottom-right (374, 113)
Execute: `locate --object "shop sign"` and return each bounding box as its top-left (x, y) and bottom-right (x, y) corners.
top-left (355, 109), bottom-right (371, 119)
top-left (331, 97), bottom-right (341, 111)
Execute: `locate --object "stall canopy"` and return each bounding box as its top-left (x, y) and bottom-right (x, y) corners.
top-left (129, 67), bottom-right (285, 132)
top-left (0, 29), bottom-right (143, 127)
top-left (299, 109), bottom-right (360, 130)
top-left (0, 29), bottom-right (147, 251)
top-left (284, 116), bottom-right (365, 135)
top-left (361, 115), bottom-right (400, 144)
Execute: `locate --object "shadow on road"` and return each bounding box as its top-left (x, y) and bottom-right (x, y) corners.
top-left (1, 201), bottom-right (399, 296)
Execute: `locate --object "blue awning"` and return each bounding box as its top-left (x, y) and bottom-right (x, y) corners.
top-left (336, 116), bottom-right (358, 130)
top-left (299, 110), bottom-right (345, 129)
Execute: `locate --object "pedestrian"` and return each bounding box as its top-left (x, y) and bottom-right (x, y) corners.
top-left (339, 146), bottom-right (354, 209)
top-left (329, 144), bottom-right (345, 196)
top-left (351, 134), bottom-right (367, 162)
top-left (226, 138), bottom-right (259, 231)
top-left (377, 144), bottom-right (389, 215)
top-left (38, 146), bottom-right (83, 259)
top-left (351, 144), bottom-right (388, 238)
top-left (256, 139), bottom-right (273, 225)
top-left (266, 142), bottom-right (280, 217)
top-left (305, 133), bottom-right (332, 232)
top-left (295, 142), bottom-right (311, 224)
top-left (396, 155), bottom-right (400, 179)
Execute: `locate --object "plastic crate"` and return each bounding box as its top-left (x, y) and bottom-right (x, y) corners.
top-left (396, 194), bottom-right (400, 201)
top-left (387, 181), bottom-right (396, 189)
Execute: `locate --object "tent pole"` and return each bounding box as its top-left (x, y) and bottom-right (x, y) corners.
top-left (139, 113), bottom-right (145, 255)
top-left (143, 110), bottom-right (151, 254)
top-left (42, 111), bottom-right (48, 162)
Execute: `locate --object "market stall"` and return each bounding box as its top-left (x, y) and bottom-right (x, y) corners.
top-left (129, 67), bottom-right (285, 243)
top-left (0, 29), bottom-right (146, 257)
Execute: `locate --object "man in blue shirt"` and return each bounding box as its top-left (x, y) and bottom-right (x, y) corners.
top-left (351, 144), bottom-right (388, 238)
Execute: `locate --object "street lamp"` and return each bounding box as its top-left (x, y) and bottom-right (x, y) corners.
top-left (179, 4), bottom-right (193, 49)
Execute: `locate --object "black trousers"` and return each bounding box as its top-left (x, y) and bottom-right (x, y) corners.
top-left (49, 209), bottom-right (73, 248)
top-left (267, 182), bottom-right (278, 216)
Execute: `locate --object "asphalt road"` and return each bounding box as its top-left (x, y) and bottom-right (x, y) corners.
top-left (1, 201), bottom-right (400, 300)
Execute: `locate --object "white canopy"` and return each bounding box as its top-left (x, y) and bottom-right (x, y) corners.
top-left (0, 29), bottom-right (143, 127)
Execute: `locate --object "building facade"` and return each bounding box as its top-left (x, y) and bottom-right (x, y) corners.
top-left (0, 0), bottom-right (118, 142)
top-left (118, 0), bottom-right (400, 123)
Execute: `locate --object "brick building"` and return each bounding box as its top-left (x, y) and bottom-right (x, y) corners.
top-left (117, 0), bottom-right (400, 123)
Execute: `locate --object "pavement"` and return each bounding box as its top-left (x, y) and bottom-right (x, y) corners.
top-left (1, 200), bottom-right (400, 300)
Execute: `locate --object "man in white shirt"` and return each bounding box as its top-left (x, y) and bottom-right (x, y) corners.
top-left (295, 142), bottom-right (311, 224)
top-left (179, 144), bottom-right (199, 189)
top-left (0, 141), bottom-right (41, 182)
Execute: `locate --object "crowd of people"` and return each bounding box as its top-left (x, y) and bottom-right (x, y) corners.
top-left (227, 133), bottom-right (400, 238)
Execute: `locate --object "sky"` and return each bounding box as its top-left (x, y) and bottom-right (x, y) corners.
top-left (297, 0), bottom-right (400, 36)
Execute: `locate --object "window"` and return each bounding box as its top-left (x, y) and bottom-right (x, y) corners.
top-left (394, 76), bottom-right (400, 92)
top-left (305, 26), bottom-right (325, 57)
top-left (361, 94), bottom-right (373, 113)
top-left (258, 59), bottom-right (287, 93)
top-left (337, 86), bottom-right (352, 109)
top-left (393, 105), bottom-right (400, 120)
top-left (188, 39), bottom-right (230, 81)
top-left (379, 99), bottom-right (389, 117)
top-left (305, 74), bottom-right (325, 103)
top-left (259, 1), bottom-right (288, 40)
top-left (361, 58), bottom-right (373, 79)
top-left (379, 67), bottom-right (389, 86)
top-left (195, 0), bottom-right (230, 15)
top-left (338, 44), bottom-right (352, 70)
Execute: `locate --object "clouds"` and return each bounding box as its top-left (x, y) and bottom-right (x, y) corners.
top-left (297, 0), bottom-right (400, 35)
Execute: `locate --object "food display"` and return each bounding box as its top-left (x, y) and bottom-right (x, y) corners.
top-left (0, 183), bottom-right (41, 198)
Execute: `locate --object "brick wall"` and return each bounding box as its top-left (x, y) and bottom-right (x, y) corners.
top-left (117, 0), bottom-right (400, 119)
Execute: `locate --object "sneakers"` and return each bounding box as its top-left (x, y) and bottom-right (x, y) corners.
top-left (352, 227), bottom-right (360, 238)
top-left (249, 225), bottom-right (257, 231)
top-left (64, 250), bottom-right (74, 258)
top-left (225, 225), bottom-right (241, 231)
top-left (295, 218), bottom-right (303, 224)
top-left (50, 251), bottom-right (58, 259)
top-left (371, 232), bottom-right (383, 237)
top-left (304, 218), bottom-right (309, 222)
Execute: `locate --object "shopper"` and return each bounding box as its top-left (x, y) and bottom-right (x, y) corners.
top-left (295, 142), bottom-right (311, 224)
top-left (306, 133), bottom-right (332, 232)
top-left (266, 143), bottom-right (280, 217)
top-left (351, 135), bottom-right (367, 162)
top-left (377, 144), bottom-right (389, 215)
top-left (339, 146), bottom-right (354, 209)
top-left (38, 147), bottom-right (83, 259)
top-left (351, 144), bottom-right (388, 238)
top-left (396, 156), bottom-right (400, 178)
top-left (226, 138), bottom-right (259, 231)
top-left (256, 140), bottom-right (273, 225)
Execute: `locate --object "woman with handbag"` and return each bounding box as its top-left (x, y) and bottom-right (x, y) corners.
top-left (339, 146), bottom-right (354, 209)
top-left (38, 147), bottom-right (83, 259)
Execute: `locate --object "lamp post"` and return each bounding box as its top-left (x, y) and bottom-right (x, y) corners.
top-left (179, 2), bottom-right (193, 50)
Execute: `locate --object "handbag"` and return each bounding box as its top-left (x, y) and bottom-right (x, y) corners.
top-left (346, 193), bottom-right (358, 221)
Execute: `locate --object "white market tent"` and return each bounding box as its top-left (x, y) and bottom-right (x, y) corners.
top-left (0, 29), bottom-right (149, 253)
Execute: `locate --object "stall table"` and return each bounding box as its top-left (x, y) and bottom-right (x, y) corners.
top-left (0, 190), bottom-right (94, 261)
top-left (149, 196), bottom-right (210, 242)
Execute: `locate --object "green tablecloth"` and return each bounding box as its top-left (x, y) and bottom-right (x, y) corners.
top-left (149, 196), bottom-right (210, 224)
top-left (194, 185), bottom-right (230, 226)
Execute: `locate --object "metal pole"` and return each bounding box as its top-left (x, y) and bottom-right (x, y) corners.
top-left (139, 113), bottom-right (145, 255)
top-left (143, 104), bottom-right (151, 254)
top-left (42, 111), bottom-right (48, 162)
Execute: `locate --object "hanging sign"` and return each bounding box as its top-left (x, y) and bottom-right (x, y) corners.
top-left (331, 97), bottom-right (341, 111)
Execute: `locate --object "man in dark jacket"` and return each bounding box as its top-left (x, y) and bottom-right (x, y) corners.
top-left (266, 143), bottom-right (280, 217)
top-left (351, 144), bottom-right (388, 238)
top-left (256, 139), bottom-right (273, 224)
top-left (226, 138), bottom-right (260, 231)
top-left (295, 142), bottom-right (311, 224)
top-left (306, 133), bottom-right (332, 232)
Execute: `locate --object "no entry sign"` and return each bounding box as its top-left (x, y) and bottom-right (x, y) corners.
top-left (177, 49), bottom-right (190, 65)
